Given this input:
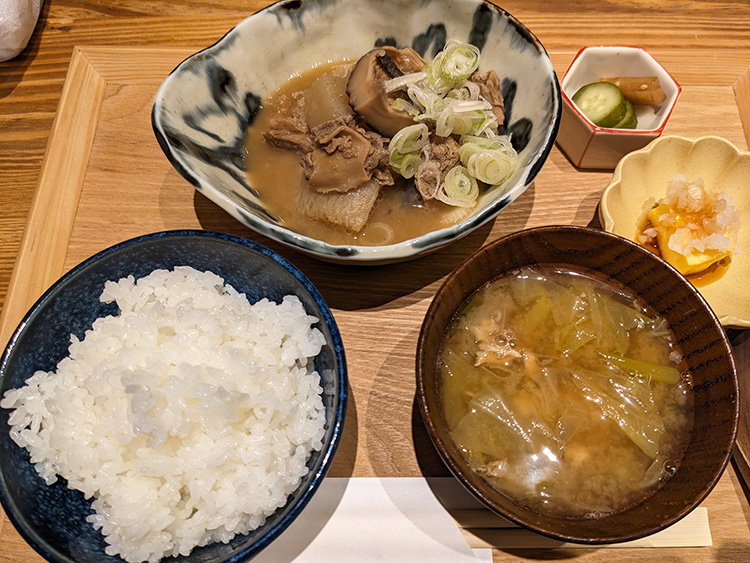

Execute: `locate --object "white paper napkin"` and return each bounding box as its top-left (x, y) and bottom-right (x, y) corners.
top-left (252, 476), bottom-right (711, 560)
top-left (252, 477), bottom-right (491, 562)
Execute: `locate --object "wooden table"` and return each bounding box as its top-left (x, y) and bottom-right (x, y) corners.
top-left (2, 1), bottom-right (750, 561)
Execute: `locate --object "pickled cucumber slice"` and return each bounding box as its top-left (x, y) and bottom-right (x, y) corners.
top-left (613, 98), bottom-right (637, 129)
top-left (571, 82), bottom-right (627, 127)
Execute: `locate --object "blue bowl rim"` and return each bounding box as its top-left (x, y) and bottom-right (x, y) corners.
top-left (0, 229), bottom-right (348, 563)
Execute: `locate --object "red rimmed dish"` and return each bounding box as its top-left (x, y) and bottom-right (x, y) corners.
top-left (556, 46), bottom-right (681, 170)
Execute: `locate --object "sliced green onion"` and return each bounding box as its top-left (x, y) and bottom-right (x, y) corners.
top-left (364, 222), bottom-right (395, 245)
top-left (451, 108), bottom-right (496, 137)
top-left (439, 41), bottom-right (480, 83)
top-left (460, 135), bottom-right (508, 150)
top-left (391, 97), bottom-right (420, 116)
top-left (389, 150), bottom-right (404, 167)
top-left (468, 112), bottom-right (498, 137)
top-left (382, 41), bottom-right (519, 186)
top-left (406, 83), bottom-right (433, 109)
top-left (435, 106), bottom-right (454, 137)
top-left (428, 96), bottom-right (448, 120)
top-left (451, 115), bottom-right (475, 136)
top-left (437, 166), bottom-right (479, 208)
top-left (424, 52), bottom-right (453, 94)
top-left (388, 123), bottom-right (430, 154)
top-left (446, 86), bottom-right (472, 101)
top-left (464, 151), bottom-right (515, 186)
top-left (449, 100), bottom-right (491, 115)
top-left (384, 71), bottom-right (428, 93)
top-left (446, 81), bottom-right (480, 101)
top-left (459, 136), bottom-right (518, 186)
top-left (399, 154), bottom-right (423, 179)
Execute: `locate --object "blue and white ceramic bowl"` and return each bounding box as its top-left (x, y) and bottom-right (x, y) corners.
top-left (0, 230), bottom-right (347, 562)
top-left (152, 0), bottom-right (561, 264)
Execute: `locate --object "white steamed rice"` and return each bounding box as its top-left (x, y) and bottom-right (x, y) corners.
top-left (1, 266), bottom-right (328, 562)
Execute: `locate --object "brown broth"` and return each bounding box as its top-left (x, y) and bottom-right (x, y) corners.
top-left (440, 265), bottom-right (693, 518)
top-left (243, 62), bottom-right (472, 246)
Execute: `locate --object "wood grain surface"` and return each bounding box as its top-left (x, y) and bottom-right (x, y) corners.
top-left (1, 1), bottom-right (750, 561)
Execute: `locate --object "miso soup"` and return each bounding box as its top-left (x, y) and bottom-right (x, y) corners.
top-left (439, 265), bottom-right (692, 518)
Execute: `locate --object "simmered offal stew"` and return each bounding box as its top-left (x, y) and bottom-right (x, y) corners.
top-left (439, 265), bottom-right (692, 517)
top-left (244, 41), bottom-right (519, 246)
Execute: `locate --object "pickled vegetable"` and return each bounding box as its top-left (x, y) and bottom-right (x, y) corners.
top-left (571, 81), bottom-right (629, 128)
top-left (598, 76), bottom-right (667, 106)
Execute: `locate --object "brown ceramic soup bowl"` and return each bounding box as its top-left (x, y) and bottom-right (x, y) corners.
top-left (416, 225), bottom-right (738, 543)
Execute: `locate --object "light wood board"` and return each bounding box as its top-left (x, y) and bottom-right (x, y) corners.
top-left (1, 45), bottom-right (750, 562)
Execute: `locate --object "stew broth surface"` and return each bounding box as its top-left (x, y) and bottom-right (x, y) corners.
top-left (244, 62), bottom-right (472, 246)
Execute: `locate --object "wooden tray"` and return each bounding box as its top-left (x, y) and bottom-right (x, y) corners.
top-left (1, 45), bottom-right (750, 561)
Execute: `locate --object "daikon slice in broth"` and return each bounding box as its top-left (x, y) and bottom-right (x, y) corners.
top-left (439, 265), bottom-right (692, 518)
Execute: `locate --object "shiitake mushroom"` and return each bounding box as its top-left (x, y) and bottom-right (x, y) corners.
top-left (347, 46), bottom-right (425, 137)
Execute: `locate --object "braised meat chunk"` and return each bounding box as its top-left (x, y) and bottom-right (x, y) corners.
top-left (470, 70), bottom-right (505, 126)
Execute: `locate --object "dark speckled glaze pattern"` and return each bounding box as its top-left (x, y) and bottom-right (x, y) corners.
top-left (0, 230), bottom-right (347, 563)
top-left (416, 226), bottom-right (739, 544)
top-left (152, 0), bottom-right (561, 264)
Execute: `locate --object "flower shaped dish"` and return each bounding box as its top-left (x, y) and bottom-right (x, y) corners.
top-left (600, 135), bottom-right (750, 328)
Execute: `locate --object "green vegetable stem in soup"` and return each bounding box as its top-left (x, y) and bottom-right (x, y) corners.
top-left (244, 40), bottom-right (518, 246)
top-left (439, 265), bottom-right (692, 518)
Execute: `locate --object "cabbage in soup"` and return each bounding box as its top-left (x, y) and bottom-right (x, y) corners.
top-left (439, 265), bottom-right (692, 517)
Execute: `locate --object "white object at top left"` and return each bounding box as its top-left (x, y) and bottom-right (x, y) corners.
top-left (0, 0), bottom-right (42, 62)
